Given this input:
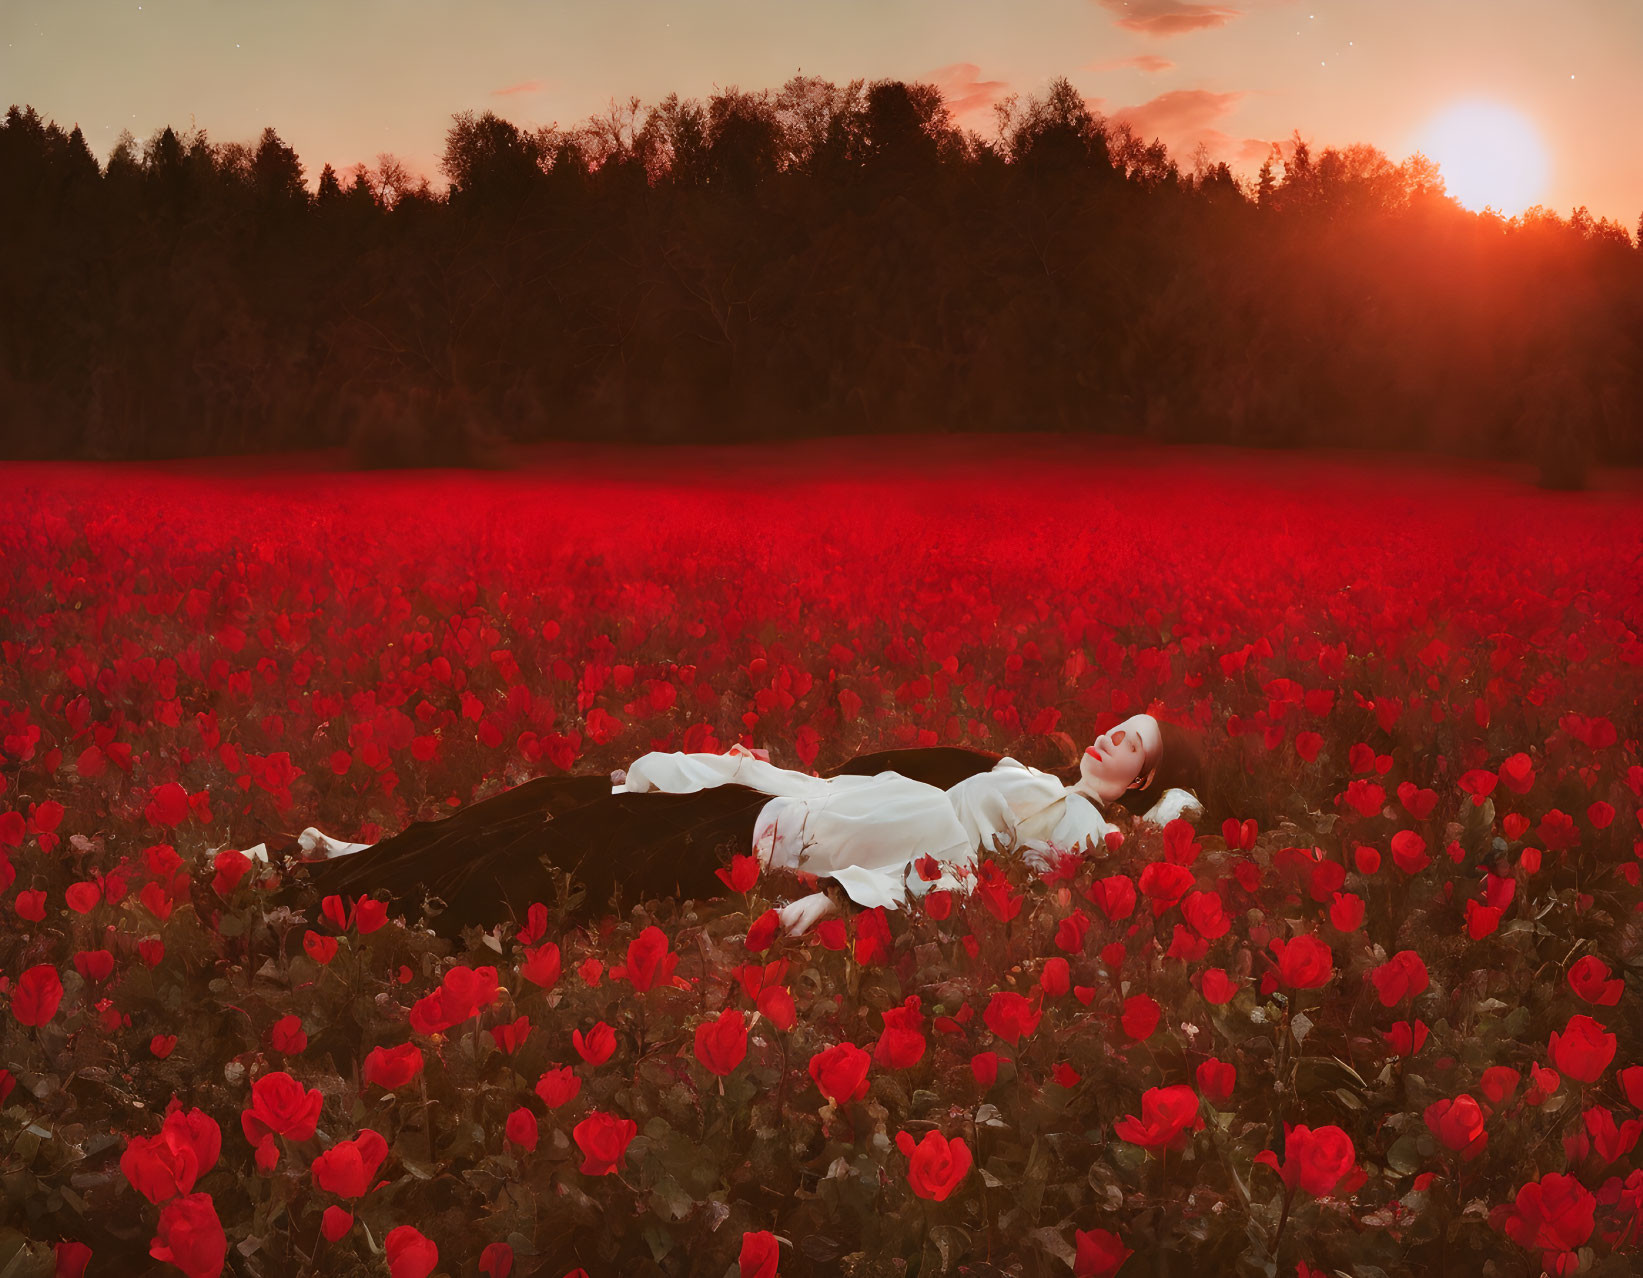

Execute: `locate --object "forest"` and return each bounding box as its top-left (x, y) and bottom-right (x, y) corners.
top-left (1, 74), bottom-right (1638, 483)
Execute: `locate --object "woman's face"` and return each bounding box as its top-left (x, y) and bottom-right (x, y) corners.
top-left (1080, 714), bottom-right (1162, 804)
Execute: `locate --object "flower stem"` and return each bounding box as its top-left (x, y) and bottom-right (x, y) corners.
top-left (1272, 1185), bottom-right (1296, 1259)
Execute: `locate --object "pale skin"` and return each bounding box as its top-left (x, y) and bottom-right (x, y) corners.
top-left (776, 713), bottom-right (1167, 936)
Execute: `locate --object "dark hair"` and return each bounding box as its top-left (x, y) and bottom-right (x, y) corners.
top-left (1050, 719), bottom-right (1244, 828)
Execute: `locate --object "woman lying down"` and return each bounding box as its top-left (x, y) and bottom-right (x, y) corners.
top-left (284, 713), bottom-right (1212, 940)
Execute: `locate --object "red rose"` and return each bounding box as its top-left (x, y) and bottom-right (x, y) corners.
top-left (1390, 830), bottom-right (1430, 875)
top-left (1369, 950), bottom-right (1429, 1007)
top-left (975, 871), bottom-right (1022, 923)
top-left (311, 1129), bottom-right (388, 1198)
top-left (384, 1225), bottom-right (439, 1278)
top-left (504, 1106), bottom-right (539, 1153)
top-left (1481, 1065), bottom-right (1521, 1109)
top-left (321, 1206), bottom-right (353, 1242)
top-left (1424, 1095), bottom-right (1488, 1159)
top-left (270, 1015), bottom-right (307, 1055)
top-left (1199, 968), bottom-right (1238, 1005)
top-left (410, 964), bottom-right (500, 1034)
top-left (489, 1014), bottom-right (530, 1056)
top-left (1328, 892), bottom-right (1364, 932)
top-left (572, 1021), bottom-right (616, 1066)
top-left (815, 917), bottom-right (849, 950)
top-left (1526, 1063), bottom-right (1562, 1105)
top-left (1196, 1057), bottom-right (1236, 1105)
top-left (72, 949), bottom-right (115, 984)
top-left (1115, 1084), bottom-right (1203, 1152)
top-left (895, 1128), bottom-right (972, 1201)
top-left (1040, 957), bottom-right (1071, 997)
top-left (1353, 845), bottom-right (1381, 875)
top-left (872, 997), bottom-right (926, 1065)
top-left (362, 1044), bottom-right (423, 1091)
top-left (12, 964), bottom-right (63, 1027)
top-left (54, 1241), bottom-right (92, 1278)
top-left (738, 1229), bottom-right (780, 1278)
top-left (715, 853), bottom-right (761, 893)
top-left (535, 1066), bottom-right (582, 1109)
top-left (121, 1106), bottom-right (222, 1204)
top-left (1269, 935), bottom-right (1333, 990)
top-left (1255, 1123), bottom-right (1356, 1197)
top-left (1548, 1014), bottom-right (1616, 1084)
top-left (971, 1050), bottom-right (1000, 1088)
top-left (478, 1242), bottom-right (514, 1278)
top-left (694, 1007), bottom-right (749, 1077)
top-left (148, 1192), bottom-right (226, 1278)
top-left (144, 782), bottom-right (191, 830)
top-left (1582, 1106), bottom-right (1643, 1165)
top-left (352, 896), bottom-right (389, 934)
top-left (626, 925), bottom-right (678, 993)
top-left (809, 1042), bottom-right (872, 1105)
top-left (240, 1071), bottom-right (323, 1145)
top-left (983, 990), bottom-right (1043, 1045)
top-left (1180, 890), bottom-right (1229, 939)
top-left (151, 1034), bottom-right (178, 1059)
top-left (745, 908), bottom-right (780, 952)
top-left (853, 905), bottom-right (895, 966)
top-left (756, 983), bottom-right (796, 1030)
top-left (1567, 956), bottom-right (1623, 1006)
top-left (303, 931), bottom-right (338, 965)
top-left (1086, 873), bottom-right (1136, 921)
top-left (520, 942), bottom-right (561, 989)
top-left (16, 888), bottom-right (47, 921)
top-left (1074, 1227), bottom-right (1133, 1278)
top-left (1380, 1019), bottom-right (1429, 1057)
top-left (1120, 994), bottom-right (1161, 1041)
top-left (572, 1111), bottom-right (638, 1175)
top-left (923, 889), bottom-right (953, 920)
top-left (1504, 1173), bottom-right (1594, 1276)
top-left (1466, 900), bottom-right (1502, 939)
top-left (1138, 861), bottom-right (1195, 914)
top-left (65, 881), bottom-right (103, 913)
top-left (1498, 752), bottom-right (1536, 796)
top-left (1054, 910), bottom-right (1090, 953)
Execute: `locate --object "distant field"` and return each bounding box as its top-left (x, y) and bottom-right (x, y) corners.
top-left (3, 436), bottom-right (1643, 1277)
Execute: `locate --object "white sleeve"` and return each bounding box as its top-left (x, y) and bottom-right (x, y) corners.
top-left (824, 863), bottom-right (912, 911)
top-left (1048, 790), bottom-right (1116, 850)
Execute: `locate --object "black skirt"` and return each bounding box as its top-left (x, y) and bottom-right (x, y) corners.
top-left (291, 745), bottom-right (1035, 936)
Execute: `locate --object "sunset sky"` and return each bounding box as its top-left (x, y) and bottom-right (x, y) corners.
top-left (5, 0), bottom-right (1640, 224)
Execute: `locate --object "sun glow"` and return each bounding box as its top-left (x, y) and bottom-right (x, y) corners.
top-left (1414, 100), bottom-right (1550, 216)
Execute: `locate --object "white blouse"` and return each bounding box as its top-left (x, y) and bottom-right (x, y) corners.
top-left (614, 744), bottom-right (1202, 913)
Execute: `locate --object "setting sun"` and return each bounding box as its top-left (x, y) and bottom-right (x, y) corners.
top-left (1414, 100), bottom-right (1550, 216)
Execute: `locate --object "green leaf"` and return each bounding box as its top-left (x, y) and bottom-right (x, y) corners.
top-left (1385, 1134), bottom-right (1424, 1175)
top-left (647, 1173), bottom-right (693, 1222)
top-left (927, 1224), bottom-right (970, 1273)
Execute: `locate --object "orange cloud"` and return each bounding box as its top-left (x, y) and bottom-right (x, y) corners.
top-left (491, 80), bottom-right (547, 98)
top-left (1087, 54), bottom-right (1177, 72)
top-left (1095, 1), bottom-right (1244, 36)
top-left (1112, 88), bottom-right (1261, 165)
top-left (926, 63), bottom-right (1012, 124)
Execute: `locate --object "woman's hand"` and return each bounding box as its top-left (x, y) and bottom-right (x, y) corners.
top-left (1140, 788), bottom-right (1205, 827)
top-left (777, 891), bottom-right (837, 937)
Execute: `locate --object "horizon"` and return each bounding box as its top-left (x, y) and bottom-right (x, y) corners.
top-left (4, 0), bottom-right (1640, 226)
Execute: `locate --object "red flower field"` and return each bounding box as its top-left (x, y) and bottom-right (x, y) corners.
top-left (2, 437), bottom-right (1643, 1277)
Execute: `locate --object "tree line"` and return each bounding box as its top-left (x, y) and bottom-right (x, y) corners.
top-left (1, 75), bottom-right (1638, 485)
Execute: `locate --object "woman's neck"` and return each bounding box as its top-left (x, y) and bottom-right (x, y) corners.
top-left (1067, 775), bottom-right (1111, 806)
